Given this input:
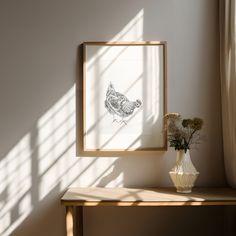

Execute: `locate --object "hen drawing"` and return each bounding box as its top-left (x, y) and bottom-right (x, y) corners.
top-left (104, 82), bottom-right (142, 124)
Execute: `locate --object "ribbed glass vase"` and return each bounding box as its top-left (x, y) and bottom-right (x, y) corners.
top-left (169, 150), bottom-right (199, 193)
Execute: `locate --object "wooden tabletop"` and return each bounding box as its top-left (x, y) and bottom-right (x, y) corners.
top-left (61, 187), bottom-right (236, 206)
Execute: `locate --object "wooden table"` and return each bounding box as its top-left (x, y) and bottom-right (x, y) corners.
top-left (61, 187), bottom-right (236, 236)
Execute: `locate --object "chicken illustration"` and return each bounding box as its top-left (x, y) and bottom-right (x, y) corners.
top-left (105, 82), bottom-right (142, 124)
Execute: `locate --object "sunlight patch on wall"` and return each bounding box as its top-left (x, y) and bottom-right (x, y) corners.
top-left (0, 85), bottom-right (78, 235)
top-left (69, 157), bottom-right (123, 187)
top-left (0, 10), bottom-right (146, 236)
top-left (0, 134), bottom-right (32, 236)
top-left (86, 9), bottom-right (144, 70)
top-left (37, 86), bottom-right (76, 201)
top-left (110, 9), bottom-right (144, 41)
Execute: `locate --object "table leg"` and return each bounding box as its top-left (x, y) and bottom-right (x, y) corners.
top-left (66, 206), bottom-right (74, 236)
top-left (76, 206), bottom-right (83, 236)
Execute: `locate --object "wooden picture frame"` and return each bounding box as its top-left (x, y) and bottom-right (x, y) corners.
top-left (82, 41), bottom-right (167, 155)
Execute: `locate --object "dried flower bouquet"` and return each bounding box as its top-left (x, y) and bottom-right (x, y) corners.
top-left (165, 113), bottom-right (203, 152)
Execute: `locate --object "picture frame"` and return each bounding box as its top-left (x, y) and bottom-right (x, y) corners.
top-left (82, 41), bottom-right (167, 154)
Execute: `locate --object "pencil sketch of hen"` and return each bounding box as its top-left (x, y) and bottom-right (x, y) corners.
top-left (104, 82), bottom-right (142, 124)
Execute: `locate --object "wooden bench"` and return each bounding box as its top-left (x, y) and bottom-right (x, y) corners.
top-left (61, 187), bottom-right (236, 236)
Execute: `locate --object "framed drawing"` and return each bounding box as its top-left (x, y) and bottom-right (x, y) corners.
top-left (82, 41), bottom-right (167, 154)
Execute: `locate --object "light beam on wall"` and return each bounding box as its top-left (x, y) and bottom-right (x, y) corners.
top-left (0, 9), bottom-right (144, 235)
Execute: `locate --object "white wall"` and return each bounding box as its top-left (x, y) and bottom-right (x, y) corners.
top-left (0, 0), bottom-right (227, 236)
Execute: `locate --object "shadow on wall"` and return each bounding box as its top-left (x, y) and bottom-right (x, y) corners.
top-left (0, 0), bottom-right (227, 235)
top-left (0, 49), bottom-right (167, 236)
top-left (0, 3), bottom-right (168, 235)
top-left (0, 86), bottom-right (77, 236)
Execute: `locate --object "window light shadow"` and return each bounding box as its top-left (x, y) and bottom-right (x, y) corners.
top-left (0, 7), bottom-right (150, 236)
top-left (99, 108), bottom-right (143, 150)
top-left (0, 85), bottom-right (77, 236)
top-left (86, 9), bottom-right (144, 71)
